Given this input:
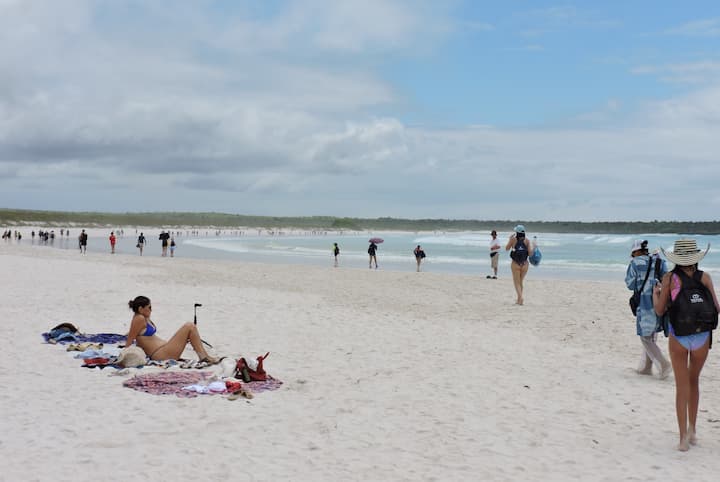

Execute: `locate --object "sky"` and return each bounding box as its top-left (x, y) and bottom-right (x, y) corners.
top-left (1, 0), bottom-right (720, 222)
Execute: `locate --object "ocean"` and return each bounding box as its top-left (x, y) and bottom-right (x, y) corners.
top-left (34, 230), bottom-right (720, 282)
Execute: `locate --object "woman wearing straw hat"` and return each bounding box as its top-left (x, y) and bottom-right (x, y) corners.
top-left (625, 239), bottom-right (671, 378)
top-left (653, 239), bottom-right (720, 451)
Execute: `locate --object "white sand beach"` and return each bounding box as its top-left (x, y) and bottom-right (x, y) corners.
top-left (2, 240), bottom-right (720, 481)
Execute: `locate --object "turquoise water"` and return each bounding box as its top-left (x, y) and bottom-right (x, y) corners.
top-left (181, 231), bottom-right (720, 282)
top-left (30, 230), bottom-right (720, 281)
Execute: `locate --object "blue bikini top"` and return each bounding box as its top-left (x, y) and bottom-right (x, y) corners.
top-left (141, 319), bottom-right (157, 337)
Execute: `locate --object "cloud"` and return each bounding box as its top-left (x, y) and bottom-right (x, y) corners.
top-left (1, 2), bottom-right (719, 221)
top-left (666, 17), bottom-right (720, 37)
top-left (631, 60), bottom-right (720, 84)
top-left (518, 5), bottom-right (620, 31)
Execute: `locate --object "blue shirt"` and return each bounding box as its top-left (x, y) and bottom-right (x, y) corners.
top-left (625, 254), bottom-right (667, 336)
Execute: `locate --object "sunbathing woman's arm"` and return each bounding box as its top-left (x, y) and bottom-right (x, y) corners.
top-left (125, 314), bottom-right (146, 348)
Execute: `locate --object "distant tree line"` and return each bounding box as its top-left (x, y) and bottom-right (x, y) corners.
top-left (1, 208), bottom-right (719, 234)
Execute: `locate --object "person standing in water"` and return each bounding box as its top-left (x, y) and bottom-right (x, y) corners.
top-left (333, 243), bottom-right (340, 267)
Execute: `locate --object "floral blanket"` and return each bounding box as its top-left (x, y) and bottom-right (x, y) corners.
top-left (123, 371), bottom-right (283, 398)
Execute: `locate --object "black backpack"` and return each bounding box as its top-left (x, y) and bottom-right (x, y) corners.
top-left (511, 238), bottom-right (528, 264)
top-left (669, 269), bottom-right (719, 336)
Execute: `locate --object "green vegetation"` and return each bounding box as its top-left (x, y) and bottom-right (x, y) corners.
top-left (1, 208), bottom-right (719, 234)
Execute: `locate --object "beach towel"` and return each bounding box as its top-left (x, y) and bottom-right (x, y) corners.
top-left (123, 372), bottom-right (283, 397)
top-left (42, 331), bottom-right (126, 345)
top-left (123, 372), bottom-right (215, 398)
top-left (244, 376), bottom-right (283, 392)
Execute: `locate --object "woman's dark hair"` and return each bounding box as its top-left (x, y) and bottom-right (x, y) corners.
top-left (128, 296), bottom-right (151, 313)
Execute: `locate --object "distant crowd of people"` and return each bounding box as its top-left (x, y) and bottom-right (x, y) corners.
top-left (1, 227), bottom-right (183, 258)
top-left (2, 230), bottom-right (22, 241)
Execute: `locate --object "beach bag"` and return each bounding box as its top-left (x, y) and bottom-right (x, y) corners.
top-left (235, 352), bottom-right (270, 382)
top-left (629, 292), bottom-right (641, 316)
top-left (669, 270), bottom-right (718, 336)
top-left (116, 345), bottom-right (147, 368)
top-left (529, 247), bottom-right (542, 266)
top-left (629, 257), bottom-right (655, 316)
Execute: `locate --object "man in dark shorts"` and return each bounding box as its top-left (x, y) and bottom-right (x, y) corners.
top-left (79, 229), bottom-right (88, 254)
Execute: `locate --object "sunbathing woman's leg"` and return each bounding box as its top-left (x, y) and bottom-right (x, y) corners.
top-left (149, 322), bottom-right (211, 361)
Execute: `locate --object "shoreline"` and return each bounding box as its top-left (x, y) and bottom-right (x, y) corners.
top-left (2, 226), bottom-right (623, 282)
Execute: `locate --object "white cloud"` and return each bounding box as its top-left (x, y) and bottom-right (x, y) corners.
top-left (666, 17), bottom-right (720, 37)
top-left (1, 2), bottom-right (719, 221)
top-left (631, 60), bottom-right (720, 84)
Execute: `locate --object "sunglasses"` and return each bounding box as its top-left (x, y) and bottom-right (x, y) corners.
top-left (145, 305), bottom-right (152, 310)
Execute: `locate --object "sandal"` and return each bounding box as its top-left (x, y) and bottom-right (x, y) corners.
top-left (228, 387), bottom-right (253, 400)
top-left (199, 356), bottom-right (225, 365)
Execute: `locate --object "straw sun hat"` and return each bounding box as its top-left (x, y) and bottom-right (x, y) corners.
top-left (661, 239), bottom-right (711, 266)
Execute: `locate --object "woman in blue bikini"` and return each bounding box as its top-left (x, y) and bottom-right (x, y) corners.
top-left (653, 239), bottom-right (719, 451)
top-left (125, 296), bottom-right (219, 363)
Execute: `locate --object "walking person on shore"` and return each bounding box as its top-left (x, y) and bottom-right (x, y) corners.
top-left (487, 230), bottom-right (501, 279)
top-left (137, 232), bottom-right (146, 256)
top-left (414, 245), bottom-right (426, 272)
top-left (333, 243), bottom-right (340, 267)
top-left (625, 239), bottom-right (671, 378)
top-left (368, 242), bottom-right (378, 269)
top-left (159, 230), bottom-right (170, 257)
top-left (79, 229), bottom-right (88, 254)
top-left (505, 225), bottom-right (534, 305)
top-left (109, 231), bottom-right (116, 254)
top-left (170, 238), bottom-right (176, 257)
top-left (653, 239), bottom-right (719, 451)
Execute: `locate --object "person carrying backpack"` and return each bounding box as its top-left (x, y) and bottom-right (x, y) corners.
top-left (625, 240), bottom-right (671, 378)
top-left (653, 239), bottom-right (720, 452)
top-left (137, 232), bottom-right (146, 256)
top-left (505, 225), bottom-right (534, 305)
